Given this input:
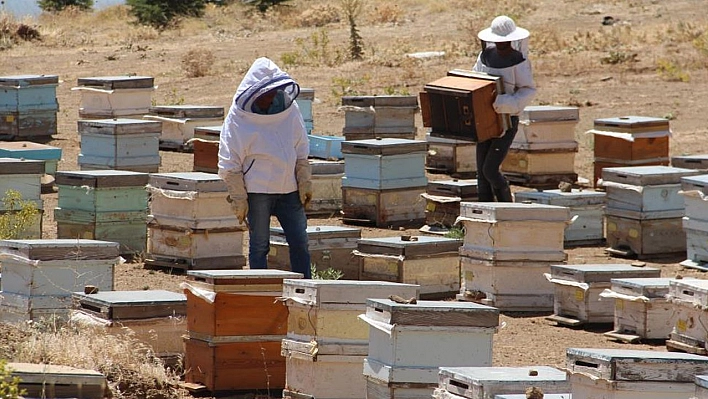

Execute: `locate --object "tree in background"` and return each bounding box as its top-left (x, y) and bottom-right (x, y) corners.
top-left (127, 0), bottom-right (206, 30)
top-left (341, 0), bottom-right (364, 60)
top-left (242, 0), bottom-right (291, 13)
top-left (37, 0), bottom-right (93, 12)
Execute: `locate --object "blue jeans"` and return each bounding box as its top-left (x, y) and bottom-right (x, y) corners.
top-left (476, 116), bottom-right (519, 202)
top-left (247, 191), bottom-right (311, 279)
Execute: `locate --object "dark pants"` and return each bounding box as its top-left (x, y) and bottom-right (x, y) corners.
top-left (476, 116), bottom-right (519, 202)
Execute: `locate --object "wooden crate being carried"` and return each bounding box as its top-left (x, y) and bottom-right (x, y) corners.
top-left (144, 105), bottom-right (224, 151)
top-left (434, 366), bottom-right (570, 399)
top-left (72, 76), bottom-right (155, 119)
top-left (0, 74), bottom-right (59, 139)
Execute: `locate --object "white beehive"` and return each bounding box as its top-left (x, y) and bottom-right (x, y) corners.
top-left (425, 133), bottom-right (477, 176)
top-left (341, 138), bottom-right (428, 190)
top-left (696, 375), bottom-right (708, 399)
top-left (666, 278), bottom-right (708, 354)
top-left (514, 105), bottom-right (579, 150)
top-left (435, 366), bottom-right (570, 399)
top-left (308, 159), bottom-right (344, 216)
top-left (77, 118), bottom-right (161, 172)
top-left (73, 76), bottom-right (155, 118)
top-left (144, 105), bottom-right (224, 150)
top-left (672, 154), bottom-right (708, 170)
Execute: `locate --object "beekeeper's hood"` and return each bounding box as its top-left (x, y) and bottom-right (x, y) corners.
top-left (478, 15), bottom-right (530, 58)
top-left (233, 57), bottom-right (300, 113)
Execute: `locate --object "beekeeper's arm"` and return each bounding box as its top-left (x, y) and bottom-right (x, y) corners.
top-left (492, 60), bottom-right (536, 115)
top-left (218, 118), bottom-right (249, 223)
top-left (293, 118), bottom-right (312, 208)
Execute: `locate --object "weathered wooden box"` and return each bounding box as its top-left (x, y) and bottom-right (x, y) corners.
top-left (73, 76), bottom-right (155, 118)
top-left (147, 224), bottom-right (245, 264)
top-left (269, 225), bottom-right (361, 279)
top-left (192, 125), bottom-right (221, 173)
top-left (0, 141), bottom-right (61, 175)
top-left (436, 366), bottom-right (570, 399)
top-left (594, 158), bottom-right (670, 188)
top-left (605, 207), bottom-right (686, 257)
top-left (309, 134), bottom-right (345, 160)
top-left (296, 88), bottom-right (314, 134)
top-left (546, 263), bottom-right (661, 326)
top-left (566, 348), bottom-right (708, 399)
top-left (145, 105), bottom-right (223, 149)
top-left (684, 217), bottom-right (708, 264)
top-left (308, 159), bottom-right (344, 216)
top-left (341, 185), bottom-right (426, 228)
top-left (681, 175), bottom-right (708, 221)
top-left (602, 277), bottom-right (688, 342)
top-left (673, 154), bottom-right (708, 171)
top-left (341, 138), bottom-right (428, 190)
top-left (423, 179), bottom-right (478, 228)
top-left (282, 279), bottom-right (419, 352)
top-left (458, 202), bottom-right (569, 261)
top-left (427, 178), bottom-right (479, 199)
top-left (0, 157), bottom-right (43, 210)
top-left (77, 118), bottom-right (161, 172)
top-left (0, 108), bottom-right (58, 139)
top-left (493, 395), bottom-right (570, 399)
top-left (148, 172), bottom-right (243, 229)
top-left (696, 375), bottom-right (708, 399)
top-left (70, 290), bottom-right (187, 356)
top-left (515, 188), bottom-right (605, 245)
top-left (361, 299), bottom-right (498, 384)
top-left (0, 75), bottom-right (59, 139)
top-left (364, 374), bottom-right (436, 399)
top-left (342, 95), bottom-right (418, 137)
top-left (8, 362), bottom-right (108, 399)
top-left (54, 208), bottom-right (147, 255)
top-left (56, 170), bottom-right (149, 213)
top-left (513, 105), bottom-right (579, 149)
top-left (502, 147), bottom-right (577, 175)
top-left (425, 134), bottom-right (477, 175)
top-left (458, 257), bottom-right (555, 312)
top-left (666, 279), bottom-right (708, 353)
top-left (356, 235), bottom-right (462, 298)
top-left (682, 174), bottom-right (708, 195)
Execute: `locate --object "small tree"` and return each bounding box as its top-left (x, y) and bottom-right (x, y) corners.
top-left (340, 0), bottom-right (364, 60)
top-left (0, 190), bottom-right (39, 240)
top-left (127, 0), bottom-right (206, 30)
top-left (242, 0), bottom-right (291, 13)
top-left (37, 0), bottom-right (93, 12)
top-left (0, 360), bottom-right (25, 399)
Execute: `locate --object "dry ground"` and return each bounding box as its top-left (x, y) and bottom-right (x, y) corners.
top-left (2, 0), bottom-right (708, 397)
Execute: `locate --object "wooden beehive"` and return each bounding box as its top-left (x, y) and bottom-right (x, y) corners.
top-left (356, 235), bottom-right (462, 298)
top-left (681, 174), bottom-right (708, 221)
top-left (503, 146), bottom-right (577, 175)
top-left (458, 257), bottom-right (555, 312)
top-left (457, 202), bottom-right (569, 262)
top-left (672, 154), bottom-right (708, 171)
top-left (341, 138), bottom-right (428, 190)
top-left (546, 263), bottom-right (661, 326)
top-left (425, 133), bottom-right (477, 176)
top-left (696, 375), bottom-right (708, 399)
top-left (77, 118), bottom-right (161, 172)
top-left (566, 348), bottom-right (708, 399)
top-left (513, 105), bottom-right (579, 150)
top-left (602, 277), bottom-right (690, 343)
top-left (296, 88), bottom-right (314, 134)
top-left (0, 141), bottom-right (62, 175)
top-left (56, 170), bottom-right (149, 213)
top-left (309, 134), bottom-right (345, 160)
top-left (192, 125), bottom-right (221, 173)
top-left (269, 225), bottom-right (361, 279)
top-left (605, 207), bottom-right (686, 258)
top-left (684, 217), bottom-right (708, 267)
top-left (364, 375), bottom-right (435, 399)
top-left (514, 188), bottom-right (606, 245)
top-left (147, 224), bottom-right (246, 269)
top-left (342, 95), bottom-right (418, 139)
top-left (0, 75), bottom-right (59, 139)
top-left (145, 105), bottom-right (224, 150)
top-left (666, 279), bottom-right (708, 354)
top-left (55, 208), bottom-right (147, 256)
top-left (0, 157), bottom-right (44, 210)
top-left (436, 366), bottom-right (570, 399)
top-left (341, 185), bottom-right (426, 228)
top-left (8, 362), bottom-right (107, 399)
top-left (73, 76), bottom-right (155, 118)
top-left (493, 395), bottom-right (570, 399)
top-left (70, 290), bottom-right (187, 356)
top-left (423, 179), bottom-right (479, 228)
top-left (308, 159), bottom-right (344, 216)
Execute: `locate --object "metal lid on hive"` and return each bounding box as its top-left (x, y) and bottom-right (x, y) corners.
top-left (593, 115), bottom-right (670, 133)
top-left (148, 105), bottom-right (225, 119)
top-left (282, 279), bottom-right (419, 307)
top-left (549, 264), bottom-right (661, 283)
top-left (427, 179), bottom-right (478, 198)
top-left (78, 118), bottom-right (162, 135)
top-left (0, 157), bottom-right (44, 174)
top-left (0, 239), bottom-right (120, 260)
top-left (602, 165), bottom-right (701, 186)
top-left (55, 170), bottom-right (149, 188)
top-left (356, 235), bottom-right (461, 257)
top-left (77, 75), bottom-right (155, 89)
top-left (341, 138), bottom-right (427, 155)
top-left (72, 290), bottom-right (187, 320)
top-left (149, 172), bottom-right (227, 192)
top-left (364, 298), bottom-right (499, 328)
top-left (521, 105), bottom-right (579, 122)
top-left (459, 202), bottom-right (570, 222)
top-left (0, 74), bottom-right (59, 86)
top-left (514, 189), bottom-right (606, 207)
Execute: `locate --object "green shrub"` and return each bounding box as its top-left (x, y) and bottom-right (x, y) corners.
top-left (0, 190), bottom-right (40, 240)
top-left (242, 0), bottom-right (291, 13)
top-left (311, 264), bottom-right (344, 280)
top-left (127, 0), bottom-right (206, 30)
top-left (0, 359), bottom-right (25, 398)
top-left (37, 0), bottom-right (93, 12)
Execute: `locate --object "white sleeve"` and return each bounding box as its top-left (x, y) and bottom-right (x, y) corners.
top-left (493, 60), bottom-right (536, 115)
top-left (217, 111), bottom-right (245, 179)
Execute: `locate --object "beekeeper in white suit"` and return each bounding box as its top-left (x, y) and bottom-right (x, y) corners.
top-left (472, 15), bottom-right (536, 202)
top-left (218, 57), bottom-right (312, 278)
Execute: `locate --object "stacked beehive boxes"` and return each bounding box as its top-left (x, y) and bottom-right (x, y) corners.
top-left (355, 235), bottom-right (462, 299)
top-left (0, 142), bottom-right (62, 176)
top-left (514, 188), bottom-right (606, 246)
top-left (146, 172), bottom-right (246, 270)
top-left (566, 348), bottom-right (708, 398)
top-left (666, 279), bottom-right (708, 354)
top-left (280, 279), bottom-right (419, 399)
top-left (425, 133), bottom-right (477, 178)
top-left (456, 202), bottom-right (569, 312)
top-left (0, 239), bottom-right (118, 323)
top-left (602, 277), bottom-right (692, 343)
top-left (341, 138), bottom-right (427, 228)
top-left (77, 119), bottom-right (161, 173)
top-left (0, 158), bottom-right (44, 239)
top-left (72, 76), bottom-right (155, 119)
top-left (191, 125), bottom-right (221, 173)
top-left (588, 115), bottom-right (671, 187)
top-left (341, 95), bottom-right (418, 141)
top-left (54, 170), bottom-right (149, 257)
top-left (8, 363), bottom-right (108, 399)
top-left (269, 225), bottom-right (361, 279)
top-left (181, 269), bottom-right (301, 392)
top-left (0, 74), bottom-right (59, 139)
top-left (680, 174), bottom-right (708, 270)
top-left (545, 264), bottom-right (661, 327)
top-left (296, 88), bottom-right (315, 134)
top-left (308, 159), bottom-right (345, 216)
top-left (434, 366), bottom-right (570, 399)
top-left (502, 105), bottom-right (579, 188)
top-left (144, 105), bottom-right (224, 151)
top-left (673, 154), bottom-right (708, 171)
top-left (360, 298), bottom-right (499, 398)
top-left (603, 165), bottom-right (700, 258)
top-left (421, 179), bottom-right (478, 231)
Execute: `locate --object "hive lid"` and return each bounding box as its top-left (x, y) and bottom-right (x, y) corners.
top-left (364, 298), bottom-right (499, 328)
top-left (593, 116), bottom-right (670, 133)
top-left (77, 76), bottom-right (154, 89)
top-left (148, 105), bottom-right (224, 118)
top-left (609, 277), bottom-right (681, 298)
top-left (271, 225), bottom-right (361, 240)
top-left (459, 202), bottom-right (570, 222)
top-left (514, 189), bottom-right (606, 207)
top-left (342, 95), bottom-right (418, 107)
top-left (681, 174), bottom-right (708, 194)
top-left (78, 119), bottom-right (162, 135)
top-left (149, 172), bottom-right (227, 192)
top-left (341, 138), bottom-right (427, 155)
top-left (186, 269), bottom-right (303, 283)
top-left (55, 170), bottom-right (149, 188)
top-left (0, 157), bottom-right (45, 174)
top-left (0, 74), bottom-right (59, 86)
top-left (696, 375), bottom-right (708, 390)
top-left (298, 88), bottom-right (315, 101)
top-left (0, 239), bottom-right (120, 260)
top-left (521, 105), bottom-right (579, 122)
top-left (0, 142), bottom-right (62, 160)
top-left (602, 165), bottom-right (700, 186)
top-left (72, 290), bottom-right (187, 319)
top-left (427, 179), bottom-right (478, 198)
top-left (438, 366), bottom-right (568, 390)
top-left (549, 264), bottom-right (660, 283)
top-left (282, 279), bottom-right (419, 306)
top-left (356, 235), bottom-right (461, 257)
top-left (193, 125), bottom-right (222, 138)
top-left (309, 159), bottom-right (345, 175)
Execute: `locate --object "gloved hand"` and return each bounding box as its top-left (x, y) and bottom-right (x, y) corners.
top-left (222, 171), bottom-right (248, 224)
top-left (295, 158), bottom-right (313, 209)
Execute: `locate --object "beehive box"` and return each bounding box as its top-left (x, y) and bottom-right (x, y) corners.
top-left (493, 395), bottom-right (570, 399)
top-left (0, 75), bottom-right (59, 139)
top-left (666, 279), bottom-right (708, 354)
top-left (602, 277), bottom-right (690, 343)
top-left (605, 207), bottom-right (686, 258)
top-left (423, 179), bottom-right (479, 228)
top-left (356, 235), bottom-right (461, 298)
top-left (54, 208), bottom-right (147, 256)
top-left (602, 166), bottom-right (700, 213)
top-left (361, 299), bottom-right (498, 385)
top-left (308, 159), bottom-right (344, 216)
top-left (145, 105), bottom-right (224, 150)
top-left (192, 125), bottom-right (221, 173)
top-left (70, 290), bottom-right (187, 356)
top-left (458, 257), bottom-right (555, 312)
top-left (147, 172), bottom-right (243, 230)
top-left (147, 224), bottom-right (245, 269)
top-left (457, 202), bottom-right (569, 262)
top-left (269, 225), bottom-right (361, 279)
top-left (8, 362), bottom-right (107, 399)
top-left (425, 134), bottom-right (477, 176)
top-left (513, 105), bottom-right (579, 150)
top-left (281, 279), bottom-right (419, 352)
top-left (502, 147), bottom-right (577, 175)
top-left (0, 157), bottom-right (44, 210)
top-left (681, 175), bottom-right (708, 221)
top-left (696, 375), bottom-right (708, 399)
top-left (364, 374), bottom-right (436, 399)
top-left (673, 154), bottom-right (708, 171)
top-left (56, 170), bottom-right (149, 213)
top-left (546, 264), bottom-right (661, 326)
top-left (73, 76), bottom-right (155, 118)
top-left (342, 95), bottom-right (418, 137)
top-left (296, 88), bottom-right (314, 134)
top-left (684, 217), bottom-right (708, 266)
top-left (0, 141), bottom-right (61, 175)
top-left (566, 348), bottom-right (708, 399)
top-left (77, 118), bottom-right (161, 172)
top-left (341, 138), bottom-right (428, 190)
top-left (341, 185), bottom-right (426, 228)
top-left (436, 366), bottom-right (570, 399)
top-left (309, 134), bottom-right (344, 160)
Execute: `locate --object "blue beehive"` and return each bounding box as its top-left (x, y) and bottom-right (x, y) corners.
top-left (0, 74), bottom-right (59, 139)
top-left (341, 138), bottom-right (428, 190)
top-left (0, 141), bottom-right (62, 175)
top-left (309, 134), bottom-right (344, 160)
top-left (296, 88), bottom-right (314, 134)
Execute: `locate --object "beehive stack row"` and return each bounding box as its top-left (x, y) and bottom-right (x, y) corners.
top-left (307, 159), bottom-right (345, 216)
top-left (341, 95), bottom-right (418, 141)
top-left (0, 74), bottom-right (59, 140)
top-left (0, 158), bottom-right (44, 239)
top-left (145, 172), bottom-right (246, 271)
top-left (54, 170), bottom-right (150, 257)
top-left (340, 138), bottom-right (427, 228)
top-left (144, 105), bottom-right (224, 151)
top-left (72, 75), bottom-right (155, 119)
top-left (296, 88), bottom-right (315, 134)
top-left (433, 366), bottom-right (570, 399)
top-left (502, 105), bottom-right (579, 189)
top-left (0, 239), bottom-right (118, 323)
top-left (666, 279), bottom-right (708, 354)
top-left (280, 279), bottom-right (419, 399)
top-left (602, 165), bottom-right (700, 258)
top-left (679, 174), bottom-right (708, 270)
top-left (424, 133), bottom-right (477, 178)
top-left (456, 202), bottom-right (569, 312)
top-left (421, 178), bottom-right (478, 231)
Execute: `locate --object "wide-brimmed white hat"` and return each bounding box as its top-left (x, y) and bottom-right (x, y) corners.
top-left (477, 15), bottom-right (529, 42)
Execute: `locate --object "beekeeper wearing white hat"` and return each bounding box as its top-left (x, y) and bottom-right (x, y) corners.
top-left (472, 15), bottom-right (536, 202)
top-left (218, 57), bottom-right (312, 278)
